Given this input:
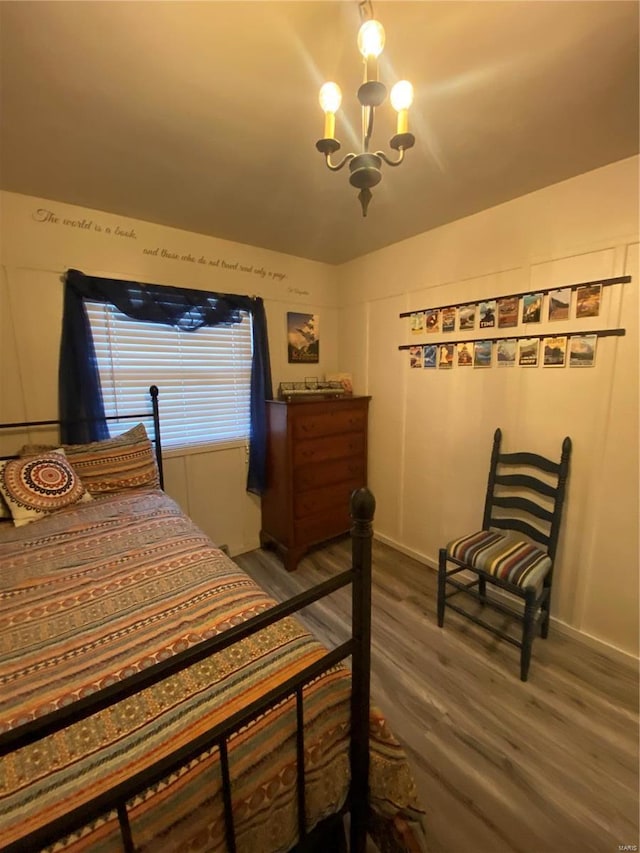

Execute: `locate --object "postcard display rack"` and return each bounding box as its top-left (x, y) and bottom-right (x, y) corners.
top-left (399, 275), bottom-right (630, 370)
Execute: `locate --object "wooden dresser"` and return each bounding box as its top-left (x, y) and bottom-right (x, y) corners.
top-left (260, 396), bottom-right (370, 571)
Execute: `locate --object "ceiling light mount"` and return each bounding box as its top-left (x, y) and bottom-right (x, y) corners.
top-left (316, 6), bottom-right (415, 216)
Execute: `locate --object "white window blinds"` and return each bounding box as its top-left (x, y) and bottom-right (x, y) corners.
top-left (86, 302), bottom-right (253, 449)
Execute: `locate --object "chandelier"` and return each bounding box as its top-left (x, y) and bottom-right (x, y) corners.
top-left (316, 5), bottom-right (415, 217)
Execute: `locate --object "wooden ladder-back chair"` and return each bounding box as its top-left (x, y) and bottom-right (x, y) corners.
top-left (437, 428), bottom-right (572, 681)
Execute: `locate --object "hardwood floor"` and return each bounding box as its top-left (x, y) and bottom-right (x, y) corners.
top-left (235, 536), bottom-right (639, 853)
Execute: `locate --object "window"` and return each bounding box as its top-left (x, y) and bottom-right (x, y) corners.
top-left (86, 302), bottom-right (253, 450)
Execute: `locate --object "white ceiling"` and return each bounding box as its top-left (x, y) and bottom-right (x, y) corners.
top-left (1, 1), bottom-right (638, 265)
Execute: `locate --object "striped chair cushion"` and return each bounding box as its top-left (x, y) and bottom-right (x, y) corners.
top-left (447, 529), bottom-right (552, 590)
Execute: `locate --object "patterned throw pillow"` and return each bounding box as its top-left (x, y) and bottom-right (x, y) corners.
top-left (0, 450), bottom-right (92, 527)
top-left (60, 424), bottom-right (160, 495)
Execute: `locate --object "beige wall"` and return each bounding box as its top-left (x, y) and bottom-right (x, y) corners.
top-left (0, 191), bottom-right (339, 555)
top-left (338, 155), bottom-right (639, 658)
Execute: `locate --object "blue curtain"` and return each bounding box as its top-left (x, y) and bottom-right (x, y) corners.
top-left (59, 268), bottom-right (273, 495)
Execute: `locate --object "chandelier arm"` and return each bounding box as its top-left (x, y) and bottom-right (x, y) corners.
top-left (324, 152), bottom-right (356, 172)
top-left (374, 148), bottom-right (407, 167)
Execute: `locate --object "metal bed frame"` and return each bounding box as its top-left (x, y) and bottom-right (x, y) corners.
top-left (0, 386), bottom-right (374, 853)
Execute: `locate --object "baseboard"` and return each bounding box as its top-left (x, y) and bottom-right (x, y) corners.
top-left (374, 532), bottom-right (439, 570)
top-left (549, 618), bottom-right (639, 666)
top-left (373, 532), bottom-right (639, 668)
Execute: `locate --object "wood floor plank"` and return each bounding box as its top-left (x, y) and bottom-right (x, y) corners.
top-left (236, 537), bottom-right (639, 853)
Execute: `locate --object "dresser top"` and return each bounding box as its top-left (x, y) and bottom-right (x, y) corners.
top-left (268, 395), bottom-right (371, 406)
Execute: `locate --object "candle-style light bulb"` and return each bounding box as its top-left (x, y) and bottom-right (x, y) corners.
top-left (390, 80), bottom-right (414, 134)
top-left (319, 82), bottom-right (342, 139)
top-left (357, 20), bottom-right (385, 82)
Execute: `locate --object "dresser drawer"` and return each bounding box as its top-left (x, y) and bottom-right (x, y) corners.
top-left (292, 406), bottom-right (368, 440)
top-left (293, 433), bottom-right (365, 467)
top-left (294, 479), bottom-right (362, 520)
top-left (295, 458), bottom-right (365, 491)
top-left (294, 507), bottom-right (351, 546)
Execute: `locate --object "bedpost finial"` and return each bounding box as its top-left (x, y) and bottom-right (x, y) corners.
top-left (149, 385), bottom-right (159, 399)
top-left (350, 487), bottom-right (376, 523)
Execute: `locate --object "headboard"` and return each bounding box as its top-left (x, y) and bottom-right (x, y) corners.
top-left (0, 385), bottom-right (164, 489)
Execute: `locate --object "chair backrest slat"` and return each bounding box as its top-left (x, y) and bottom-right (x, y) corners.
top-left (499, 451), bottom-right (561, 475)
top-left (491, 495), bottom-right (554, 524)
top-left (482, 429), bottom-right (572, 562)
top-left (490, 517), bottom-right (550, 547)
top-left (494, 473), bottom-right (557, 499)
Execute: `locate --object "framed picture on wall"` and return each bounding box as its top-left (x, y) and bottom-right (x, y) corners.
top-left (287, 312), bottom-right (319, 363)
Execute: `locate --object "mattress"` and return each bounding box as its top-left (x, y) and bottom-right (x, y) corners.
top-left (0, 489), bottom-right (425, 852)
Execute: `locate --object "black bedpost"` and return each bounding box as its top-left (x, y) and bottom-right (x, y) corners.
top-left (149, 385), bottom-right (164, 490)
top-left (349, 487), bottom-right (375, 853)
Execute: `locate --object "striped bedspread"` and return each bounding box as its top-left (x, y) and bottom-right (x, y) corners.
top-left (0, 490), bottom-right (425, 852)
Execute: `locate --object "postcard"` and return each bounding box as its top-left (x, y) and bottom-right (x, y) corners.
top-left (457, 342), bottom-right (473, 366)
top-left (423, 344), bottom-right (437, 368)
top-left (409, 346), bottom-right (423, 368)
top-left (442, 307), bottom-right (456, 332)
top-left (518, 338), bottom-right (540, 366)
top-left (458, 304), bottom-right (476, 330)
top-left (522, 292), bottom-right (543, 324)
top-left (474, 340), bottom-right (492, 367)
top-left (569, 334), bottom-right (597, 367)
top-left (496, 339), bottom-right (517, 366)
top-left (548, 288), bottom-right (571, 321)
top-left (438, 343), bottom-right (454, 369)
top-left (497, 297), bottom-right (519, 328)
top-left (543, 336), bottom-right (567, 367)
top-left (425, 308), bottom-right (440, 333)
top-left (410, 312), bottom-right (425, 334)
top-left (478, 300), bottom-right (497, 329)
top-left (576, 284), bottom-right (601, 318)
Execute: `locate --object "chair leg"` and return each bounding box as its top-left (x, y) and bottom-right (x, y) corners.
top-left (540, 585), bottom-right (551, 639)
top-left (520, 588), bottom-right (537, 681)
top-left (437, 548), bottom-right (447, 627)
top-left (478, 574), bottom-right (486, 601)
